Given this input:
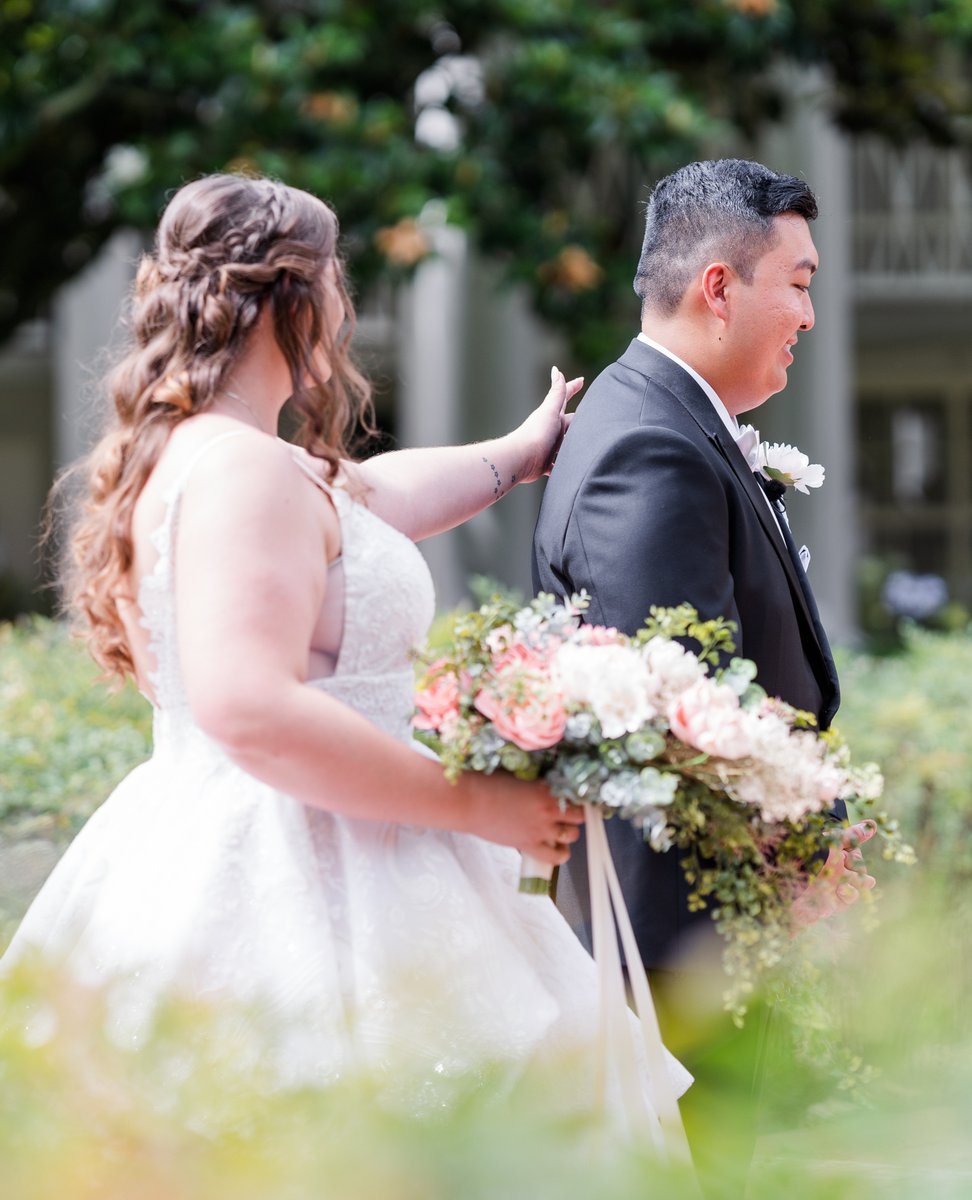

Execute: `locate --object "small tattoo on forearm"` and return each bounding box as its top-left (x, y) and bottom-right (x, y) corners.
top-left (483, 455), bottom-right (504, 497)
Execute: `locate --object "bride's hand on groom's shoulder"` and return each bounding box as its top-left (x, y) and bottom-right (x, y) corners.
top-left (791, 820), bottom-right (878, 928)
top-left (509, 366), bottom-right (584, 484)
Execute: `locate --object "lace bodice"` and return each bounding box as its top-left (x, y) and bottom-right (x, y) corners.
top-left (138, 433), bottom-right (436, 749)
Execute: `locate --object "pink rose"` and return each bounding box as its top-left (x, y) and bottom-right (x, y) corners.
top-left (474, 663), bottom-right (567, 751)
top-left (668, 679), bottom-right (754, 760)
top-left (492, 638), bottom-right (552, 673)
top-left (413, 660), bottom-right (462, 731)
top-left (575, 623), bottom-right (623, 647)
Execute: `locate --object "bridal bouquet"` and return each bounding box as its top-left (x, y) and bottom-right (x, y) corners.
top-left (414, 592), bottom-right (911, 1015)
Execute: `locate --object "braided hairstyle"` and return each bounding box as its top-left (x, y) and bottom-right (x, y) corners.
top-left (63, 173), bottom-right (374, 682)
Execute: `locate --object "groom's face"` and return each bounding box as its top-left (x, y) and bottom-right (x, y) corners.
top-left (726, 214), bottom-right (817, 413)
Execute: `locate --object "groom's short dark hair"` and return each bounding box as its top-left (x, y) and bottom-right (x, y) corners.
top-left (633, 159), bottom-right (818, 317)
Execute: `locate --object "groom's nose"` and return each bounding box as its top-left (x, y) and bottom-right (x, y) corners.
top-left (799, 293), bottom-right (815, 332)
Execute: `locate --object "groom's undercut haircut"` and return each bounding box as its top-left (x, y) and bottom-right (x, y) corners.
top-left (633, 158), bottom-right (818, 317)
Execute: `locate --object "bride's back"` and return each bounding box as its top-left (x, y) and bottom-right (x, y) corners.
top-left (119, 416), bottom-right (339, 705)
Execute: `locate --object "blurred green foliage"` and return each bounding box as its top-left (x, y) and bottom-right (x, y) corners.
top-left (0, 616), bottom-right (151, 837)
top-left (2, 0), bottom-right (971, 366)
top-left (751, 624), bottom-right (972, 1163)
top-left (834, 624), bottom-right (972, 882)
top-left (751, 870), bottom-right (972, 1197)
top-left (2, 885), bottom-right (972, 1196)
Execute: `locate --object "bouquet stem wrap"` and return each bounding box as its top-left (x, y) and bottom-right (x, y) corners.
top-left (518, 855), bottom-right (554, 894)
top-left (584, 803), bottom-right (694, 1167)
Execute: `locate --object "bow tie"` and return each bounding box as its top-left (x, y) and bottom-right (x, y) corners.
top-left (734, 423), bottom-right (787, 504)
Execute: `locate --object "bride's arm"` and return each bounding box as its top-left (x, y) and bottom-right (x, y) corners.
top-left (173, 434), bottom-right (582, 862)
top-left (346, 367), bottom-right (582, 540)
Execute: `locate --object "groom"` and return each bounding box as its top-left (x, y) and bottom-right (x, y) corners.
top-left (533, 159), bottom-right (871, 1196)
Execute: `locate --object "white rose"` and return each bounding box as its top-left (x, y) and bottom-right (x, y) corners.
top-left (641, 637), bottom-right (706, 702)
top-left (758, 442), bottom-right (826, 494)
top-left (557, 643), bottom-right (658, 739)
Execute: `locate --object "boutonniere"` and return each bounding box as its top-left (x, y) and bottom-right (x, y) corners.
top-left (736, 425), bottom-right (825, 495)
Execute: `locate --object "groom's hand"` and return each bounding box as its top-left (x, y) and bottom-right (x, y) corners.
top-left (791, 820), bottom-right (877, 927)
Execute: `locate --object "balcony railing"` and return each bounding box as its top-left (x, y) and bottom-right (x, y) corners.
top-left (853, 138), bottom-right (972, 296)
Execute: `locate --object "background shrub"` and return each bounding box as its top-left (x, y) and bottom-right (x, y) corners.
top-left (0, 617), bottom-right (151, 946)
top-left (834, 625), bottom-right (972, 886)
top-left (0, 616), bottom-right (152, 831)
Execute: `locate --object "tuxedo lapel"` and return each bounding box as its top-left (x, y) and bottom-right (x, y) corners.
top-left (712, 427), bottom-right (819, 628)
top-left (709, 429), bottom-right (841, 724)
top-left (763, 485), bottom-right (841, 719)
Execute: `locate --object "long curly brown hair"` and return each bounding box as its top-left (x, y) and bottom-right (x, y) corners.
top-left (61, 173), bottom-right (374, 683)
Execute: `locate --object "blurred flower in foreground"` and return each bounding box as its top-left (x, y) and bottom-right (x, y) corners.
top-left (0, 957), bottom-right (693, 1200)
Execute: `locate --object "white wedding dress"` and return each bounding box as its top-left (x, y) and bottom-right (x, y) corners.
top-left (2, 434), bottom-right (690, 1118)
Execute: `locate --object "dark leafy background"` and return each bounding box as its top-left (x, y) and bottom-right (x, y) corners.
top-left (1, 0), bottom-right (970, 365)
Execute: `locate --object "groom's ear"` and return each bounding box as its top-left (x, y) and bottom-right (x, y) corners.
top-left (700, 261), bottom-right (733, 322)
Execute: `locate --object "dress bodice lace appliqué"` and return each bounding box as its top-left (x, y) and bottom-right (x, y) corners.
top-left (138, 433), bottom-right (436, 747)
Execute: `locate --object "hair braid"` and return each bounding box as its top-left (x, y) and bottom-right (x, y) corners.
top-left (56, 173), bottom-right (375, 682)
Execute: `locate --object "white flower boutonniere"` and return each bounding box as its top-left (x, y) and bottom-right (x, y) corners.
top-left (736, 425), bottom-right (825, 495)
top-left (760, 442), bottom-right (825, 494)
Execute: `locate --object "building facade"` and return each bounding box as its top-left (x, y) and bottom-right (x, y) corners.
top-left (3, 119), bottom-right (971, 642)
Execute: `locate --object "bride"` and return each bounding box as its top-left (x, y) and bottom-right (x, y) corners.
top-left (2, 174), bottom-right (689, 1121)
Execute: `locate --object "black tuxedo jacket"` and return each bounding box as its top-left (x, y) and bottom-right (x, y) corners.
top-left (532, 338), bottom-right (841, 968)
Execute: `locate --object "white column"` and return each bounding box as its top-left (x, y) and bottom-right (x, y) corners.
top-left (395, 229), bottom-right (566, 608)
top-left (51, 229), bottom-right (142, 469)
top-left (459, 257), bottom-right (564, 600)
top-left (760, 73), bottom-right (858, 644)
top-left (395, 203), bottom-right (469, 608)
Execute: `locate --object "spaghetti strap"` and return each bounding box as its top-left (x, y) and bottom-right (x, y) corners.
top-left (287, 448), bottom-right (345, 573)
top-left (162, 429), bottom-right (251, 506)
top-left (287, 447), bottom-right (338, 499)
